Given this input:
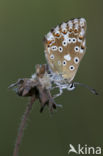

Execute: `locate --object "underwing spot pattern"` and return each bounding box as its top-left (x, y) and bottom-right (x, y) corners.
top-left (44, 18), bottom-right (87, 82)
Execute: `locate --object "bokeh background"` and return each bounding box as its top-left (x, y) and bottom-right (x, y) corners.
top-left (0, 0), bottom-right (103, 156)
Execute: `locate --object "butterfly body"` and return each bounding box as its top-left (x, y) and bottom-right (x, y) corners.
top-left (44, 18), bottom-right (86, 83)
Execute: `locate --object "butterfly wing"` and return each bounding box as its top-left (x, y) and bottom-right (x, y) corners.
top-left (44, 18), bottom-right (87, 82)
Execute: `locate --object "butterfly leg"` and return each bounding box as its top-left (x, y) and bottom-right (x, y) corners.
top-left (53, 87), bottom-right (63, 99)
top-left (73, 82), bottom-right (98, 95)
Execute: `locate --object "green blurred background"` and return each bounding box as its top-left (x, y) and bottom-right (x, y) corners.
top-left (0, 0), bottom-right (103, 156)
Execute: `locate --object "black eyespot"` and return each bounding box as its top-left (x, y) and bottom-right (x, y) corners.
top-left (74, 57), bottom-right (79, 64)
top-left (58, 46), bottom-right (63, 52)
top-left (68, 38), bottom-right (71, 42)
top-left (72, 38), bottom-right (77, 43)
top-left (74, 46), bottom-right (79, 52)
top-left (69, 65), bottom-right (75, 71)
top-left (63, 60), bottom-right (66, 65)
top-left (62, 41), bottom-right (67, 46)
top-left (73, 39), bottom-right (75, 41)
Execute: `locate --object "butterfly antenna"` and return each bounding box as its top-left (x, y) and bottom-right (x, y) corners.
top-left (73, 82), bottom-right (99, 95)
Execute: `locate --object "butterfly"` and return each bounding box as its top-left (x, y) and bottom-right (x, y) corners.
top-left (43, 18), bottom-right (98, 97)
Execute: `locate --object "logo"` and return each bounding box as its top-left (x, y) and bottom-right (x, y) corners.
top-left (68, 144), bottom-right (102, 155)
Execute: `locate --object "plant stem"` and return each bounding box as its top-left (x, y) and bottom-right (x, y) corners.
top-left (13, 96), bottom-right (35, 156)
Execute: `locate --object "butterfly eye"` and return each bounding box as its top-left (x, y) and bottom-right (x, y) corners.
top-left (74, 57), bottom-right (79, 64)
top-left (74, 46), bottom-right (80, 52)
top-left (58, 46), bottom-right (63, 52)
top-left (50, 54), bottom-right (55, 59)
top-left (67, 83), bottom-right (75, 91)
top-left (62, 40), bottom-right (67, 46)
top-left (63, 60), bottom-right (67, 66)
top-left (69, 65), bottom-right (75, 71)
